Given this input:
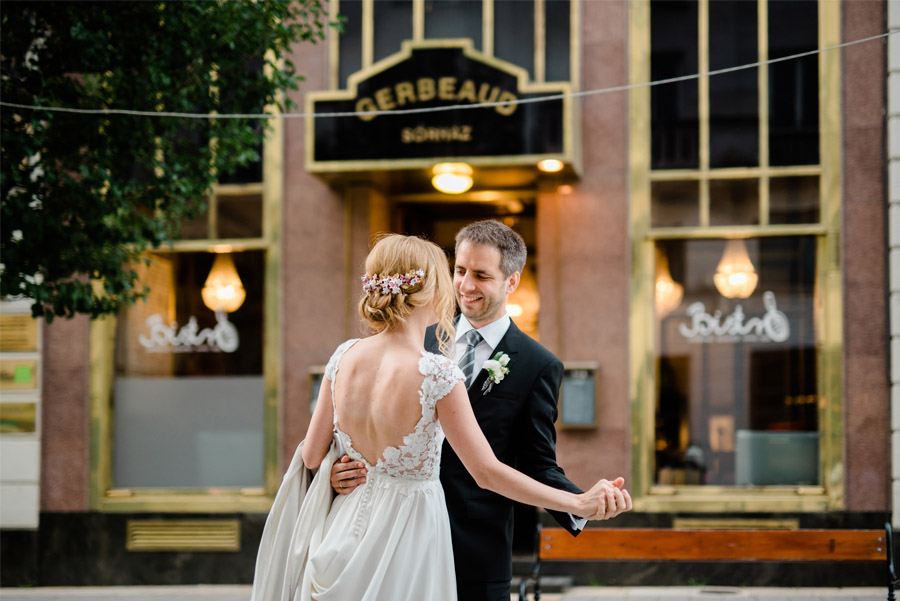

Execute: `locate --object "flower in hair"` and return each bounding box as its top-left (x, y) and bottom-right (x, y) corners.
top-left (361, 268), bottom-right (426, 295)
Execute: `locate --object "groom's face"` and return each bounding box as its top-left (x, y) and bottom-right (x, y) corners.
top-left (453, 241), bottom-right (520, 328)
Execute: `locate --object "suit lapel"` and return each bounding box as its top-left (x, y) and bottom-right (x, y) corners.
top-left (468, 320), bottom-right (521, 399)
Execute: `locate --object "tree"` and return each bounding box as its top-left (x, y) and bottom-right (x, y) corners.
top-left (1, 1), bottom-right (331, 320)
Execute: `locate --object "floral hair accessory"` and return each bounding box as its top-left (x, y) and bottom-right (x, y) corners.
top-left (361, 268), bottom-right (426, 295)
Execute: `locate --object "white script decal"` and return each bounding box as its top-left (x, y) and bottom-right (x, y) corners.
top-left (678, 291), bottom-right (790, 343)
top-left (138, 312), bottom-right (239, 353)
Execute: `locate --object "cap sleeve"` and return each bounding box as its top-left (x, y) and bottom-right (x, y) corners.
top-left (324, 339), bottom-right (360, 382)
top-left (418, 352), bottom-right (465, 409)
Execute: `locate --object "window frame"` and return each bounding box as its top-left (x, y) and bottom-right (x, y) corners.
top-left (88, 105), bottom-right (283, 514)
top-left (628, 0), bottom-right (843, 512)
top-left (328, 0), bottom-right (581, 90)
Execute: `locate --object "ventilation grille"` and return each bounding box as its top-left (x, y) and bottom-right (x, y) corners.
top-left (126, 519), bottom-right (240, 552)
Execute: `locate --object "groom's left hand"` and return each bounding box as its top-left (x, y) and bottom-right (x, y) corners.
top-left (331, 454), bottom-right (368, 494)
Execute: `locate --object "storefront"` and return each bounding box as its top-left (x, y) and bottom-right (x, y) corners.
top-left (1, 0), bottom-right (889, 587)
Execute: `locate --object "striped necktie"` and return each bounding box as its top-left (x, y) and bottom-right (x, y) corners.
top-left (458, 329), bottom-right (484, 388)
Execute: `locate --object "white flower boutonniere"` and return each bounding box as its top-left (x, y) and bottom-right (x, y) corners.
top-left (481, 352), bottom-right (511, 394)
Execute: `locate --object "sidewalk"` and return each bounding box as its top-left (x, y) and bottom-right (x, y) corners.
top-left (0, 586), bottom-right (887, 601)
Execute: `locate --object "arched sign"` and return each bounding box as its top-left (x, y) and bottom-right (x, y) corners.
top-left (307, 40), bottom-right (572, 172)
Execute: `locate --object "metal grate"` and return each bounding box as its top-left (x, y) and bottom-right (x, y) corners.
top-left (126, 519), bottom-right (241, 552)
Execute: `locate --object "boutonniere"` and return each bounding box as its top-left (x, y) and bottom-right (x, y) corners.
top-left (480, 352), bottom-right (511, 394)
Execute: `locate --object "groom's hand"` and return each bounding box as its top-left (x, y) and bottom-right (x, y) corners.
top-left (331, 454), bottom-right (367, 495)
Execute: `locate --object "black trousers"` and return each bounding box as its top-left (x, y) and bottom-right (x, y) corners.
top-left (456, 580), bottom-right (511, 601)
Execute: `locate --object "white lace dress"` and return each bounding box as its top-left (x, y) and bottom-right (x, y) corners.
top-left (298, 339), bottom-right (464, 601)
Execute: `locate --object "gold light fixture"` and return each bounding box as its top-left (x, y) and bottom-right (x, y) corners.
top-left (202, 253), bottom-right (246, 313)
top-left (655, 248), bottom-right (684, 317)
top-left (537, 159), bottom-right (564, 173)
top-left (431, 162), bottom-right (473, 194)
top-left (713, 239), bottom-right (758, 299)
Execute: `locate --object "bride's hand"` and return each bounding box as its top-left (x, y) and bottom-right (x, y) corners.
top-left (331, 454), bottom-right (367, 495)
top-left (575, 477), bottom-right (633, 520)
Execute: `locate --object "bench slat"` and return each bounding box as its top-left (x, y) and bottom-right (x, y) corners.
top-left (540, 528), bottom-right (886, 562)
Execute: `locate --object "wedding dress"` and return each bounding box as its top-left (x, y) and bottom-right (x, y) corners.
top-left (251, 338), bottom-right (464, 601)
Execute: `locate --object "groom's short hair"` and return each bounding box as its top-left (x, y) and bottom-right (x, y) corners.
top-left (455, 220), bottom-right (527, 277)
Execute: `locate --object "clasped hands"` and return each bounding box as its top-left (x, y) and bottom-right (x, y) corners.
top-left (577, 477), bottom-right (632, 521)
top-left (332, 455), bottom-right (633, 522)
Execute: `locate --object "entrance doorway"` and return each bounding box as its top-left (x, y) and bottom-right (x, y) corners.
top-left (391, 195), bottom-right (540, 341)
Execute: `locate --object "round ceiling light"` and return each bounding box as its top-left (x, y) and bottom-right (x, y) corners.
top-left (537, 159), bottom-right (564, 173)
top-left (431, 162), bottom-right (474, 194)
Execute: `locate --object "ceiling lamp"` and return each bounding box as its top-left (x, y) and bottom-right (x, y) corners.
top-left (655, 248), bottom-right (684, 317)
top-left (713, 239), bottom-right (758, 299)
top-left (202, 253), bottom-right (247, 313)
top-left (431, 162), bottom-right (473, 194)
top-left (537, 159), bottom-right (564, 173)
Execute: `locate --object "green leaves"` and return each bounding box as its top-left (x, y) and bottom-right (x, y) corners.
top-left (1, 0), bottom-right (332, 321)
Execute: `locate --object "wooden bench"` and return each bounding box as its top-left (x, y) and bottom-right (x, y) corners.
top-left (518, 523), bottom-right (898, 600)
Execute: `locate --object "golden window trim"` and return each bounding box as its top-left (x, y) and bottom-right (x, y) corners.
top-left (89, 107), bottom-right (284, 514)
top-left (627, 0), bottom-right (844, 511)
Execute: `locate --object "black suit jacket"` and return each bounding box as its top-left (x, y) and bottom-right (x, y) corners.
top-left (426, 320), bottom-right (582, 584)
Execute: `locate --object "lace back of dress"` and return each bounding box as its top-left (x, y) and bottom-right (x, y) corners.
top-left (325, 341), bottom-right (464, 481)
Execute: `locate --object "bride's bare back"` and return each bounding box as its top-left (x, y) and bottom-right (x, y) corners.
top-left (331, 337), bottom-right (429, 466)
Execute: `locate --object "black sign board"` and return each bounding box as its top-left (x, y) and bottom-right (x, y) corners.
top-left (307, 41), bottom-right (571, 171)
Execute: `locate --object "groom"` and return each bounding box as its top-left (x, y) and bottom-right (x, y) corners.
top-left (332, 220), bottom-right (631, 601)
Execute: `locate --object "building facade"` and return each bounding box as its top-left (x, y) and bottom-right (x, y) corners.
top-left (0, 0), bottom-right (891, 586)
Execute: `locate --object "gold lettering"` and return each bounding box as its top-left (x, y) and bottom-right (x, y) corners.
top-left (478, 83), bottom-right (500, 104)
top-left (374, 87), bottom-right (396, 111)
top-left (456, 79), bottom-right (477, 102)
top-left (400, 125), bottom-right (475, 144)
top-left (495, 91), bottom-right (518, 116)
top-left (417, 78), bottom-right (436, 102)
top-left (438, 77), bottom-right (457, 101)
top-left (394, 81), bottom-right (416, 106)
top-left (355, 97), bottom-right (378, 122)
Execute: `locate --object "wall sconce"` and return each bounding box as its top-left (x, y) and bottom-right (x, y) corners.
top-left (202, 253), bottom-right (246, 313)
top-left (431, 162), bottom-right (473, 194)
top-left (655, 248), bottom-right (684, 317)
top-left (713, 239), bottom-right (758, 299)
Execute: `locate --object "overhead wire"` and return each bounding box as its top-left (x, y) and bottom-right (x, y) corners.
top-left (0, 30), bottom-right (894, 120)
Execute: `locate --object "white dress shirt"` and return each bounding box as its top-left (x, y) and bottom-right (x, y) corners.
top-left (454, 313), bottom-right (511, 375)
top-left (452, 313), bottom-right (586, 531)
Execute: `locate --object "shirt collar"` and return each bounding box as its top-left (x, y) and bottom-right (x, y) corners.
top-left (456, 313), bottom-right (511, 350)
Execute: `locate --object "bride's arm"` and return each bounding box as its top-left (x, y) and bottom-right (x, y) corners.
top-left (437, 383), bottom-right (612, 518)
top-left (301, 377), bottom-right (335, 470)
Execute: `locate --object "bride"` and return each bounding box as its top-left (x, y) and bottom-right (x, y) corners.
top-left (251, 234), bottom-right (621, 601)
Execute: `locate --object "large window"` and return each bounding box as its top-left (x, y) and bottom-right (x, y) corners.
top-left (630, 0), bottom-right (841, 509)
top-left (113, 251), bottom-right (265, 489)
top-left (332, 0), bottom-right (574, 88)
top-left (90, 99), bottom-right (282, 512)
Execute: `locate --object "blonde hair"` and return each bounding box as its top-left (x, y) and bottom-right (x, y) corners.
top-left (358, 234), bottom-right (456, 356)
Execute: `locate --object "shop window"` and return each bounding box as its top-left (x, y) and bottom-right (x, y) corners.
top-left (708, 1), bottom-right (758, 168)
top-left (113, 251), bottom-right (265, 488)
top-left (709, 179), bottom-right (758, 226)
top-left (495, 0), bottom-right (535, 79)
top-left (339, 0), bottom-right (363, 88)
top-left (651, 180), bottom-right (700, 228)
top-left (333, 0), bottom-right (574, 89)
top-left (374, 0), bottom-right (413, 62)
top-left (650, 0), bottom-right (699, 170)
top-left (425, 0), bottom-right (483, 49)
top-left (544, 0), bottom-right (571, 82)
top-left (654, 237), bottom-right (817, 486)
top-left (768, 0), bottom-right (819, 166)
top-left (769, 176), bottom-right (820, 225)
